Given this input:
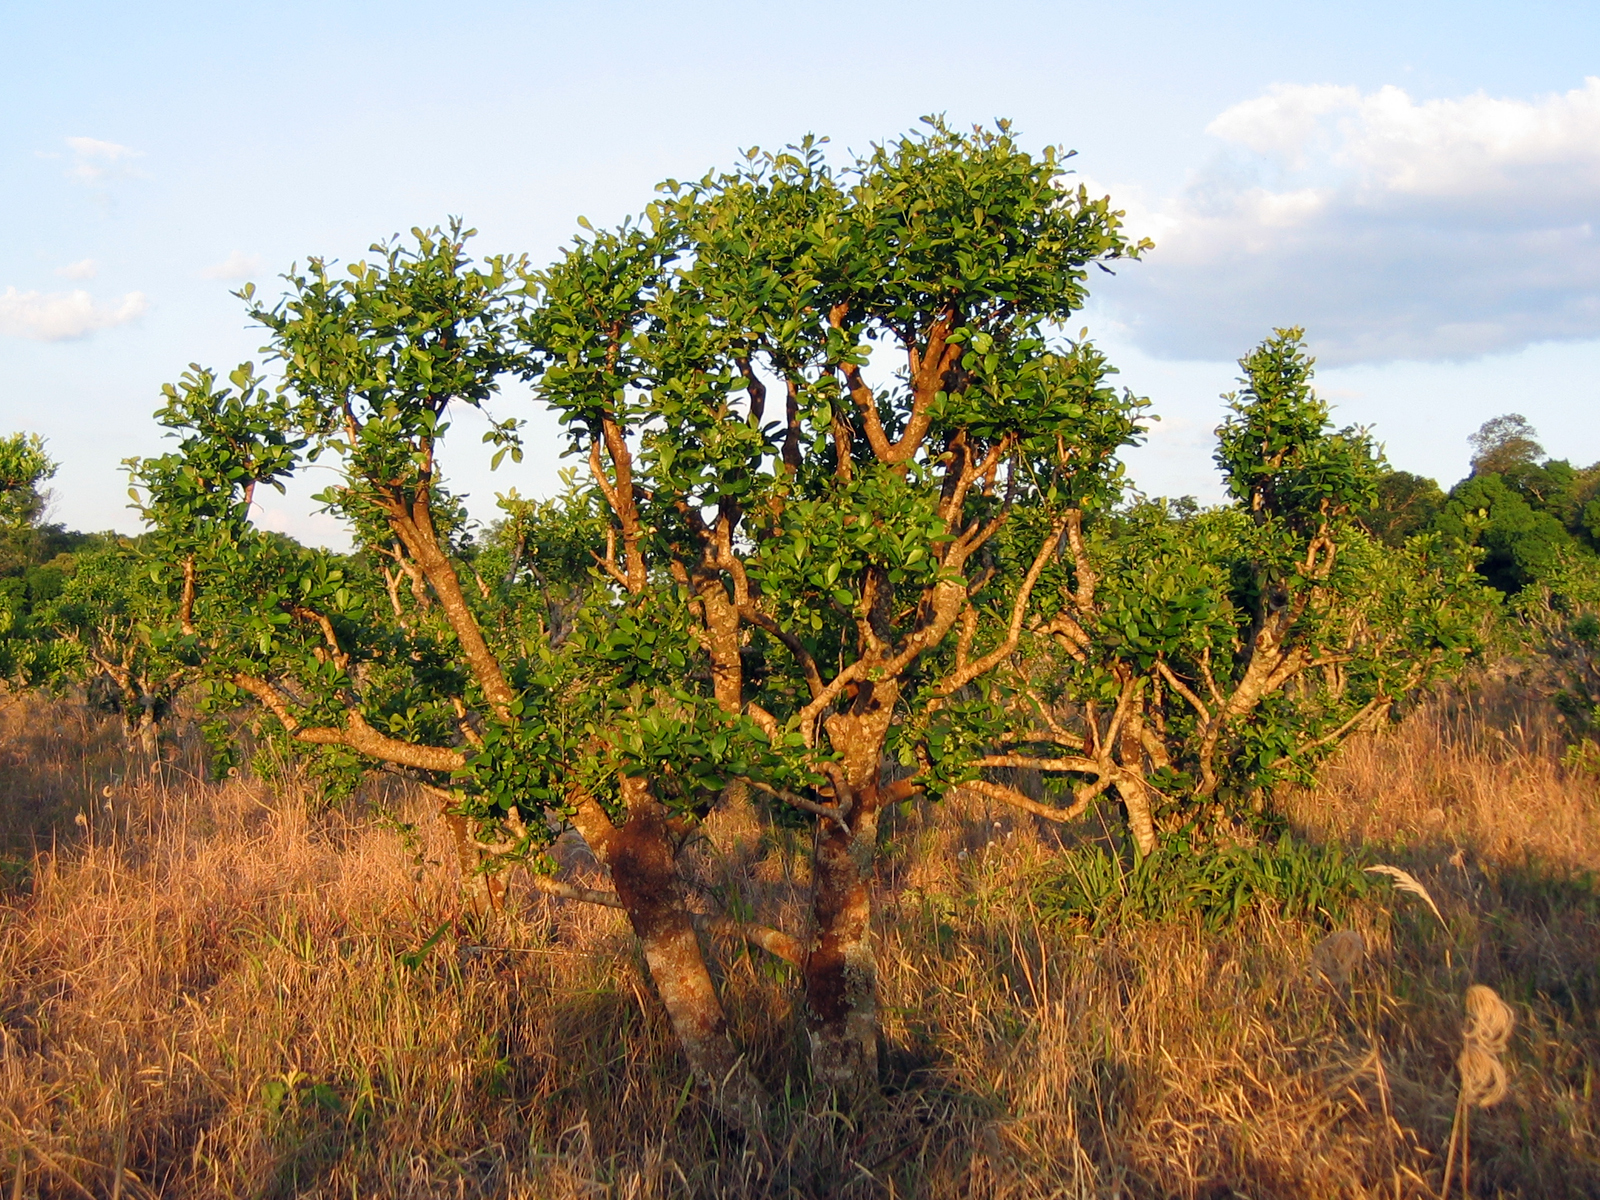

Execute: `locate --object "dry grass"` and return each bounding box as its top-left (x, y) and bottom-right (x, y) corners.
top-left (0, 677), bottom-right (1596, 1198)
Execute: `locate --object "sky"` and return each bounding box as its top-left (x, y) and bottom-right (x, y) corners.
top-left (2, 0), bottom-right (1598, 543)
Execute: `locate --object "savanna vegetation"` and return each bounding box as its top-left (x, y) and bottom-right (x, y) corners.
top-left (1, 121), bottom-right (1597, 1198)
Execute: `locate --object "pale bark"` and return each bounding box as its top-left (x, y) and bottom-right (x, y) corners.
top-left (1115, 693), bottom-right (1158, 856)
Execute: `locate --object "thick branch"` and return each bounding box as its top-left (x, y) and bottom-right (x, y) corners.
top-left (696, 915), bottom-right (805, 968)
top-left (933, 515), bottom-right (1069, 697)
top-left (959, 778), bottom-right (1098, 824)
top-left (179, 555), bottom-right (197, 637)
top-left (1063, 509), bottom-right (1096, 612)
top-left (234, 673), bottom-right (465, 772)
top-left (382, 492), bottom-right (517, 723)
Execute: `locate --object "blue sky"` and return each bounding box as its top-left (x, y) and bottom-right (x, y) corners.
top-left (3, 0), bottom-right (1598, 542)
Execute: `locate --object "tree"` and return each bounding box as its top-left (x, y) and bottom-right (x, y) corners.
top-left (132, 225), bottom-right (802, 1124)
top-left (1468, 413), bottom-right (1543, 477)
top-left (0, 433), bottom-right (57, 578)
top-left (1437, 473), bottom-right (1573, 593)
top-left (1363, 469), bottom-right (1444, 547)
top-left (30, 540), bottom-right (192, 756)
top-left (131, 123), bottom-right (1149, 1113)
top-left (132, 133), bottom-right (1484, 1120)
top-left (987, 332), bottom-right (1487, 845)
top-left (520, 120), bottom-right (1149, 1096)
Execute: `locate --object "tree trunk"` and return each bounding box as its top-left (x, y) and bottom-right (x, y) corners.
top-left (1117, 698), bottom-right (1158, 856)
top-left (804, 698), bottom-right (895, 1100)
top-left (439, 808), bottom-right (502, 917)
top-left (136, 711), bottom-right (161, 761)
top-left (575, 779), bottom-right (767, 1129)
top-left (804, 787), bottom-right (882, 1098)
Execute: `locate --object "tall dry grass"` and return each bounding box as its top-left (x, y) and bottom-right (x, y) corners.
top-left (0, 676), bottom-right (1596, 1198)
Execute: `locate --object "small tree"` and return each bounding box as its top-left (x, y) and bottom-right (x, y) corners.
top-left (133, 141), bottom-right (1482, 1120)
top-left (131, 226), bottom-right (800, 1124)
top-left (0, 433), bottom-right (56, 578)
top-left (0, 434), bottom-right (76, 686)
top-left (1469, 413), bottom-right (1543, 477)
top-left (33, 540), bottom-right (190, 756)
top-left (992, 330), bottom-right (1487, 847)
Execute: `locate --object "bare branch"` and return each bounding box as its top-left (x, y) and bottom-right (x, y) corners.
top-left (1198, 648), bottom-right (1225, 709)
top-left (740, 604), bottom-right (825, 699)
top-left (1034, 610), bottom-right (1090, 662)
top-left (696, 915), bottom-right (804, 967)
top-left (933, 515), bottom-right (1069, 697)
top-left (740, 777), bottom-right (848, 828)
top-left (291, 605), bottom-right (351, 672)
top-left (971, 753), bottom-right (1100, 774)
top-left (744, 701), bottom-right (780, 740)
top-left (958, 778), bottom-right (1098, 824)
top-left (179, 555), bottom-right (197, 636)
top-left (527, 873), bottom-right (625, 909)
top-left (451, 697), bottom-right (485, 749)
top-left (1156, 659), bottom-right (1212, 722)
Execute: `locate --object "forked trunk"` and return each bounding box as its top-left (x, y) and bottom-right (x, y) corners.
top-left (575, 779), bottom-right (767, 1129)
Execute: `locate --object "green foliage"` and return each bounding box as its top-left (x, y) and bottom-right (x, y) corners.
top-left (1215, 329), bottom-right (1380, 532)
top-left (0, 432), bottom-right (55, 527)
top-left (1469, 412), bottom-right (1544, 476)
top-left (520, 117), bottom-right (1151, 832)
top-left (0, 433), bottom-right (59, 581)
top-left (1436, 414), bottom-right (1600, 597)
top-left (249, 219), bottom-right (528, 489)
top-left (1363, 469), bottom-right (1445, 547)
top-left (1438, 472), bottom-right (1574, 593)
top-left (1035, 834), bottom-right (1375, 933)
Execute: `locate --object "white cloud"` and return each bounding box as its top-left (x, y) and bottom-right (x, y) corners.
top-left (1103, 78), bottom-right (1600, 364)
top-left (63, 136), bottom-right (143, 185)
top-left (0, 288), bottom-right (148, 341)
top-left (201, 250), bottom-right (266, 281)
top-left (54, 259), bottom-right (98, 280)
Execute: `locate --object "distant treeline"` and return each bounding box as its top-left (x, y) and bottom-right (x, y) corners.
top-left (1364, 413), bottom-right (1600, 594)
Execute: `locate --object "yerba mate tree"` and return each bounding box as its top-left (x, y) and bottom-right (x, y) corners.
top-left (521, 120), bottom-right (1149, 1095)
top-left (984, 331), bottom-right (1488, 848)
top-left (131, 226), bottom-right (794, 1126)
top-left (133, 123), bottom-right (1153, 1116)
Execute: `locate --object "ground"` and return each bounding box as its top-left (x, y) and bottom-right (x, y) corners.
top-left (0, 671), bottom-right (1596, 1198)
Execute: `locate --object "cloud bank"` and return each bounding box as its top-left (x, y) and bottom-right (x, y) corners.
top-left (1107, 78), bottom-right (1600, 364)
top-left (0, 287), bottom-right (148, 341)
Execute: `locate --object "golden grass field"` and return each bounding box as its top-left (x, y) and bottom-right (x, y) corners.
top-left (0, 675), bottom-right (1596, 1198)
